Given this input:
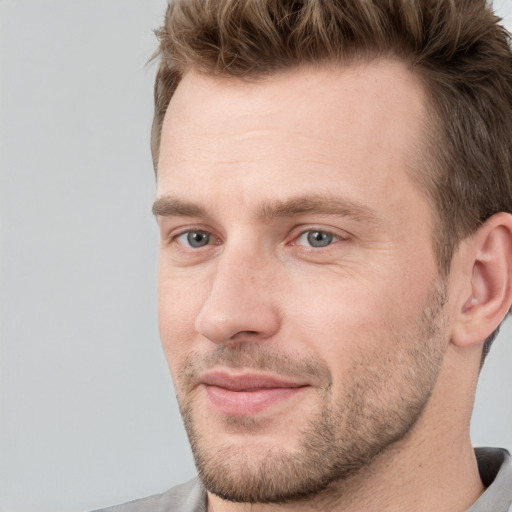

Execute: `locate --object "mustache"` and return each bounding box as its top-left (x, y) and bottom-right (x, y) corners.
top-left (178, 344), bottom-right (332, 391)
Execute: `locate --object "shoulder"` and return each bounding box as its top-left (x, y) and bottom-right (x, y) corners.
top-left (92, 478), bottom-right (206, 512)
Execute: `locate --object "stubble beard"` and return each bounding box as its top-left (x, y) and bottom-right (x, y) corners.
top-left (175, 282), bottom-right (448, 504)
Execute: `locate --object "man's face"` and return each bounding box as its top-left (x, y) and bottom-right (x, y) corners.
top-left (155, 62), bottom-right (448, 503)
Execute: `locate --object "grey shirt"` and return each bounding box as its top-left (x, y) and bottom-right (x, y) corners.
top-left (95, 447), bottom-right (512, 512)
top-left (468, 448), bottom-right (512, 512)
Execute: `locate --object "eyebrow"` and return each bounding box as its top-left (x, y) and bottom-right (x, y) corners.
top-left (256, 195), bottom-right (379, 223)
top-left (152, 194), bottom-right (379, 223)
top-left (152, 197), bottom-right (207, 218)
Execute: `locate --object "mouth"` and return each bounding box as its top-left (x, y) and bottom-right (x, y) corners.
top-left (200, 370), bottom-right (309, 416)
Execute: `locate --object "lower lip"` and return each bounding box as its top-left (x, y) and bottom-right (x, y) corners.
top-left (204, 385), bottom-right (305, 416)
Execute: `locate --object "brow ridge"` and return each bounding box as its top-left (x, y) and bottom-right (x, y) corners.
top-left (256, 195), bottom-right (378, 222)
top-left (152, 194), bottom-right (378, 223)
top-left (152, 197), bottom-right (206, 218)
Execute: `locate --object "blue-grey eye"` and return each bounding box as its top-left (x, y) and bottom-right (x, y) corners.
top-left (297, 230), bottom-right (335, 247)
top-left (178, 231), bottom-right (211, 248)
top-left (308, 231), bottom-right (333, 247)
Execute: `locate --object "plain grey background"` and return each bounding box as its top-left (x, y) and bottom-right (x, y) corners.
top-left (1, 1), bottom-right (511, 511)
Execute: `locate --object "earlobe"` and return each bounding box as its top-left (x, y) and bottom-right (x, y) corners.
top-left (451, 213), bottom-right (512, 348)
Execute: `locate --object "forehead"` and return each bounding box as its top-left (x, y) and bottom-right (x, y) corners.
top-left (157, 60), bottom-right (428, 216)
top-left (161, 60), bottom-right (426, 140)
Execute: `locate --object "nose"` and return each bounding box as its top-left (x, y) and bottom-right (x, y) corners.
top-left (194, 246), bottom-right (281, 345)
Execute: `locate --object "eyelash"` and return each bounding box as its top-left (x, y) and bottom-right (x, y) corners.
top-left (294, 229), bottom-right (342, 248)
top-left (169, 226), bottom-right (220, 248)
top-left (168, 226), bottom-right (345, 250)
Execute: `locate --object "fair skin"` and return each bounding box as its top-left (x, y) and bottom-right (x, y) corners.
top-left (155, 61), bottom-right (512, 512)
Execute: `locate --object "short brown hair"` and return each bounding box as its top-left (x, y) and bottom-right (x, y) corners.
top-left (151, 0), bottom-right (512, 358)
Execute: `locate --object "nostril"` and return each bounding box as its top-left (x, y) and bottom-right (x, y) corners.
top-left (226, 330), bottom-right (267, 344)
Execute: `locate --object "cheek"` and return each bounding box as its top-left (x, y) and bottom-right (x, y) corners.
top-left (284, 270), bottom-right (427, 368)
top-left (287, 273), bottom-right (392, 335)
top-left (157, 275), bottom-right (206, 371)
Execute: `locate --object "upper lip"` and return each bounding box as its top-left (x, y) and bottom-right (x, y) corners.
top-left (200, 370), bottom-right (308, 391)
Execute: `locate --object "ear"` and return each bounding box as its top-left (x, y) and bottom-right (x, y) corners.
top-left (450, 212), bottom-right (512, 348)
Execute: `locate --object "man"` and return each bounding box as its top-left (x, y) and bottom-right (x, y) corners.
top-left (98, 0), bottom-right (512, 510)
